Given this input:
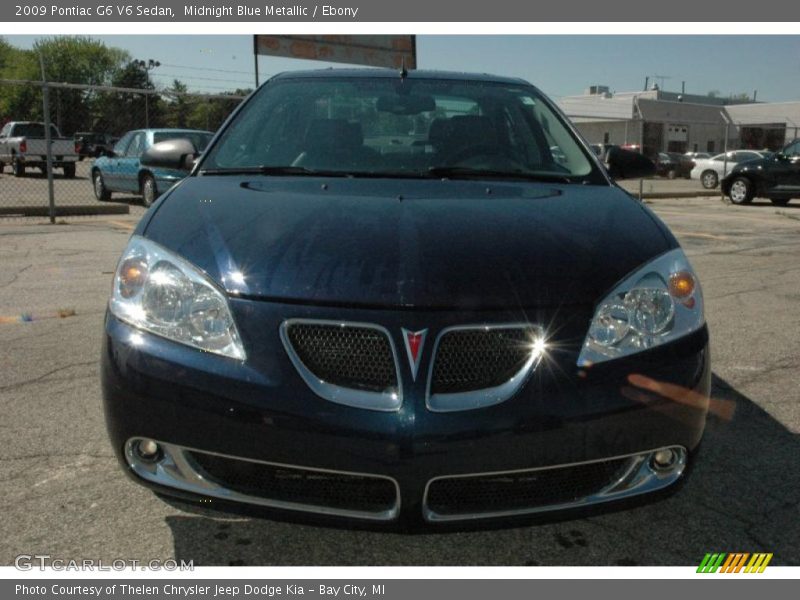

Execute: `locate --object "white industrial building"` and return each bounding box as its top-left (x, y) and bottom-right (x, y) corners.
top-left (558, 86), bottom-right (800, 156)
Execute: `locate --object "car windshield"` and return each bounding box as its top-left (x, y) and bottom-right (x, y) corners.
top-left (153, 131), bottom-right (213, 151)
top-left (201, 76), bottom-right (598, 181)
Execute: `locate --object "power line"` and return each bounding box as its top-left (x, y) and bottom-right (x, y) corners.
top-left (159, 62), bottom-right (257, 76)
top-left (159, 83), bottom-right (248, 92)
top-left (151, 72), bottom-right (253, 85)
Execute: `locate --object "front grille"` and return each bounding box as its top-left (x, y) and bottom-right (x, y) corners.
top-left (426, 458), bottom-right (631, 517)
top-left (188, 451), bottom-right (398, 515)
top-left (431, 327), bottom-right (535, 394)
top-left (284, 322), bottom-right (397, 393)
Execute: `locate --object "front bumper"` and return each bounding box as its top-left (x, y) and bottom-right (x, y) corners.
top-left (102, 300), bottom-right (710, 526)
top-left (18, 154), bottom-right (78, 166)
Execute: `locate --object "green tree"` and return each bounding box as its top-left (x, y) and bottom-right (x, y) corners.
top-left (729, 92), bottom-right (754, 102)
top-left (0, 37), bottom-right (41, 124)
top-left (0, 36), bottom-right (131, 135)
top-left (187, 89), bottom-right (250, 132)
top-left (34, 36), bottom-right (128, 86)
top-left (95, 60), bottom-right (163, 134)
top-left (36, 36), bottom-right (130, 135)
top-left (162, 79), bottom-right (197, 128)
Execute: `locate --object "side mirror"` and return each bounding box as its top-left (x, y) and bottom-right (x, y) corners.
top-left (605, 146), bottom-right (656, 180)
top-left (141, 138), bottom-right (197, 172)
top-left (104, 149), bottom-right (116, 158)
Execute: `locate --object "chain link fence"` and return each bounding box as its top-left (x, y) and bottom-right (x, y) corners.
top-left (567, 115), bottom-right (798, 156)
top-left (2, 81), bottom-right (797, 216)
top-left (0, 79), bottom-right (245, 219)
top-left (565, 114), bottom-right (799, 198)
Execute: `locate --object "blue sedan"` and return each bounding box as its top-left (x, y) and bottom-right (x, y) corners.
top-left (102, 70), bottom-right (709, 527)
top-left (91, 128), bottom-right (213, 206)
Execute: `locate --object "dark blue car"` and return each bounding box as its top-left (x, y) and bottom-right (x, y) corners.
top-left (92, 128), bottom-right (213, 206)
top-left (101, 70), bottom-right (710, 527)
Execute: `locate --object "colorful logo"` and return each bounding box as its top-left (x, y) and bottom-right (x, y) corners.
top-left (401, 328), bottom-right (427, 381)
top-left (697, 553), bottom-right (773, 573)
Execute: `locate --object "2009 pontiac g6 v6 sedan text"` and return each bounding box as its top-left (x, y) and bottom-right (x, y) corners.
top-left (101, 69), bottom-right (710, 527)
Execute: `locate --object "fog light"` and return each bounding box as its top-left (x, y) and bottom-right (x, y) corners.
top-left (652, 448), bottom-right (677, 470)
top-left (136, 439), bottom-right (161, 461)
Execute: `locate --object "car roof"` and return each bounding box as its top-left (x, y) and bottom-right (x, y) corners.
top-left (145, 128), bottom-right (213, 134)
top-left (269, 68), bottom-right (530, 87)
top-left (121, 128), bottom-right (213, 136)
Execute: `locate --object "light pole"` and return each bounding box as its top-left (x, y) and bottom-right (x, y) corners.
top-left (134, 59), bottom-right (160, 128)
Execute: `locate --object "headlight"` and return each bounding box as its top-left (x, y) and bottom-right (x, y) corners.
top-left (577, 248), bottom-right (704, 366)
top-left (109, 235), bottom-right (246, 360)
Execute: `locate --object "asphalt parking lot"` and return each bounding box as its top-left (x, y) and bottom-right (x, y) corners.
top-left (1, 160), bottom-right (711, 211)
top-left (1, 194), bottom-right (799, 566)
top-left (0, 161), bottom-right (144, 210)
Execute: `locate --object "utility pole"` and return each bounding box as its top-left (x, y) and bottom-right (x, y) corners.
top-left (134, 59), bottom-right (161, 128)
top-left (253, 36), bottom-right (260, 87)
top-left (721, 111), bottom-right (732, 203)
top-left (39, 53), bottom-right (55, 224)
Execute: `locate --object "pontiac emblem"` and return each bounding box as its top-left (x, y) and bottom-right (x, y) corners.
top-left (401, 328), bottom-right (428, 381)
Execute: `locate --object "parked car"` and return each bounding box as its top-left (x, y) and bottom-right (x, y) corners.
top-left (91, 128), bottom-right (213, 206)
top-left (589, 143), bottom-right (617, 160)
top-left (619, 143), bottom-right (658, 160)
top-left (721, 139), bottom-right (800, 205)
top-left (75, 132), bottom-right (112, 159)
top-left (690, 150), bottom-right (771, 189)
top-left (678, 152), bottom-right (711, 179)
top-left (655, 152), bottom-right (682, 179)
top-left (102, 69), bottom-right (708, 526)
top-left (0, 121), bottom-right (79, 177)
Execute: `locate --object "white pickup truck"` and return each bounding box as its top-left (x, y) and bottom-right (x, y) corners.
top-left (0, 121), bottom-right (79, 177)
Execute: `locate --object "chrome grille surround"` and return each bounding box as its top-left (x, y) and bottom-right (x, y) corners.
top-left (426, 323), bottom-right (544, 412)
top-left (280, 319), bottom-right (403, 412)
top-left (422, 446), bottom-right (687, 522)
top-left (125, 438), bottom-right (401, 521)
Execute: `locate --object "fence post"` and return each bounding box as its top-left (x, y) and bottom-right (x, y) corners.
top-left (721, 121), bottom-right (730, 203)
top-left (145, 93), bottom-right (149, 128)
top-left (39, 54), bottom-right (56, 224)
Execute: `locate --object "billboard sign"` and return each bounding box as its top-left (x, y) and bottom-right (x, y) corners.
top-left (254, 35), bottom-right (417, 70)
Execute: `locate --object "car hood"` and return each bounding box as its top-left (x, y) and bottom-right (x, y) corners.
top-left (142, 176), bottom-right (674, 309)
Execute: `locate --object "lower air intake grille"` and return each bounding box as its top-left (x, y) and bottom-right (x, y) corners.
top-left (188, 451), bottom-right (398, 515)
top-left (431, 327), bottom-right (536, 394)
top-left (284, 322), bottom-right (397, 393)
top-left (425, 457), bottom-right (632, 517)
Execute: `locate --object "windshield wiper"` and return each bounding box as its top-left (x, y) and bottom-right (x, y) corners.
top-left (199, 165), bottom-right (351, 177)
top-left (426, 166), bottom-right (574, 183)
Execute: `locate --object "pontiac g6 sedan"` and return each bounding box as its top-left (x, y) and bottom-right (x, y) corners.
top-left (101, 70), bottom-right (710, 526)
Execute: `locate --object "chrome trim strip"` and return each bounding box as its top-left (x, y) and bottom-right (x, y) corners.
top-left (426, 323), bottom-right (544, 412)
top-left (422, 446), bottom-right (687, 522)
top-left (279, 318), bottom-right (403, 412)
top-left (125, 438), bottom-right (401, 521)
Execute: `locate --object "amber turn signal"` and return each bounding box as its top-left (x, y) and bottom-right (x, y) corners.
top-left (668, 271), bottom-right (695, 298)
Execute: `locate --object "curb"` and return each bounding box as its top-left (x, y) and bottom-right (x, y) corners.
top-left (638, 191), bottom-right (721, 199)
top-left (0, 204), bottom-right (130, 217)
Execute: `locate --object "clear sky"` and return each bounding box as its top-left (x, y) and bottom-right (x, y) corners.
top-left (5, 35), bottom-right (800, 102)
